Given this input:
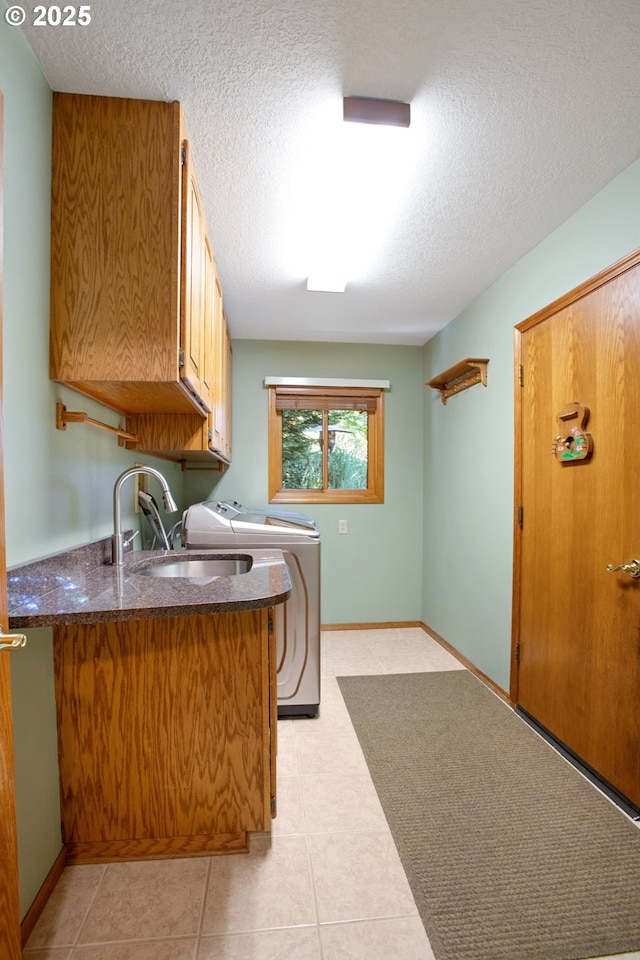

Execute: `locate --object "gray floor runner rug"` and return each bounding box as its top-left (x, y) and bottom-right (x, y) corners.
top-left (337, 670), bottom-right (640, 960)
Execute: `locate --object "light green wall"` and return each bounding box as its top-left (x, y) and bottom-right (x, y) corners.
top-left (1, 15), bottom-right (185, 918)
top-left (422, 156), bottom-right (640, 692)
top-left (9, 629), bottom-right (61, 906)
top-left (184, 340), bottom-right (425, 624)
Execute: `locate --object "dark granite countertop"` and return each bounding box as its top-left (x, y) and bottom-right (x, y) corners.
top-left (7, 536), bottom-right (291, 628)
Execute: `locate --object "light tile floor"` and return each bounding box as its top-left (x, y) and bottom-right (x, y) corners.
top-left (22, 628), bottom-right (640, 960)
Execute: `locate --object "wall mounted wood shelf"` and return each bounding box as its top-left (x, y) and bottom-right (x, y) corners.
top-left (426, 358), bottom-right (489, 405)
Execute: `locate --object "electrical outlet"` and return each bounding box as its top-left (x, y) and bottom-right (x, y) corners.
top-left (338, 519), bottom-right (348, 534)
top-left (134, 465), bottom-right (150, 513)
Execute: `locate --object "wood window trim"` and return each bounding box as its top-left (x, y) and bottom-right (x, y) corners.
top-left (268, 385), bottom-right (384, 504)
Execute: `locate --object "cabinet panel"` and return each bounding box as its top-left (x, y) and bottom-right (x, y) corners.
top-left (181, 145), bottom-right (214, 412)
top-left (202, 233), bottom-right (216, 410)
top-left (53, 610), bottom-right (273, 862)
top-left (211, 288), bottom-right (233, 460)
top-left (50, 94), bottom-right (180, 386)
top-left (126, 412), bottom-right (215, 463)
top-left (50, 94), bottom-right (215, 417)
top-left (223, 312), bottom-right (233, 461)
top-left (211, 272), bottom-right (225, 455)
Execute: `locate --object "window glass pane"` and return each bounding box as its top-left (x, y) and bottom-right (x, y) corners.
top-left (281, 409), bottom-right (323, 489)
top-left (328, 409), bottom-right (368, 489)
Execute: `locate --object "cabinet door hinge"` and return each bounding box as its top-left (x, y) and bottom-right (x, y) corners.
top-left (181, 143), bottom-right (187, 165)
top-left (178, 349), bottom-right (185, 368)
top-left (270, 795), bottom-right (277, 817)
top-left (518, 364), bottom-right (524, 387)
top-left (517, 504), bottom-right (524, 528)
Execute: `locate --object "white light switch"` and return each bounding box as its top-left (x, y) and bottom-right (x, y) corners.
top-left (338, 519), bottom-right (348, 534)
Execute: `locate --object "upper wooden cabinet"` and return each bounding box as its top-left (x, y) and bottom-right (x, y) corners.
top-left (50, 93), bottom-right (215, 416)
top-left (124, 256), bottom-right (233, 465)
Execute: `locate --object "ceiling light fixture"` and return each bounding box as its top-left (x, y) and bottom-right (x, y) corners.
top-left (343, 95), bottom-right (411, 128)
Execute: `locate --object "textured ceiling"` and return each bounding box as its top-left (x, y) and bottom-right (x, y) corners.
top-left (17, 0), bottom-right (640, 345)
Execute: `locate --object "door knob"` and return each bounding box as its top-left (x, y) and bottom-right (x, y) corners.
top-left (606, 559), bottom-right (640, 579)
top-left (0, 625), bottom-right (27, 650)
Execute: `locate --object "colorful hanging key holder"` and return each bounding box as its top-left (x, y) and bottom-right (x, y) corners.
top-left (552, 402), bottom-right (593, 463)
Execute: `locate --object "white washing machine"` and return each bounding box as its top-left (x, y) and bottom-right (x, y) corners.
top-left (182, 500), bottom-right (321, 718)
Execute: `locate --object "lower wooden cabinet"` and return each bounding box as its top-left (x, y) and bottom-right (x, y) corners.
top-left (53, 608), bottom-right (276, 863)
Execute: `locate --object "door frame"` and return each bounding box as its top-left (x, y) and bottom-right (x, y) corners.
top-left (0, 89), bottom-right (23, 960)
top-left (510, 244), bottom-right (640, 704)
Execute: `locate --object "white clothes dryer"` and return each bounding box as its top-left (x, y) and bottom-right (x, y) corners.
top-left (182, 500), bottom-right (321, 718)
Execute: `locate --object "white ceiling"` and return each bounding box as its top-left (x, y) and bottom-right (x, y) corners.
top-left (18, 0), bottom-right (640, 345)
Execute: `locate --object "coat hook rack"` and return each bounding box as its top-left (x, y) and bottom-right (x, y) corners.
top-left (426, 358), bottom-right (489, 405)
top-left (56, 402), bottom-right (139, 446)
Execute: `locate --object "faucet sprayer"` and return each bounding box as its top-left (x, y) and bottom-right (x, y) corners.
top-left (112, 466), bottom-right (178, 565)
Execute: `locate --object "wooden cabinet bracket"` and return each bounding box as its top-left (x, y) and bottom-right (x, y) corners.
top-left (56, 402), bottom-right (139, 447)
top-left (426, 358), bottom-right (489, 405)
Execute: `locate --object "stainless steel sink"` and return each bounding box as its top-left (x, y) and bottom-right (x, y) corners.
top-left (134, 556), bottom-right (253, 578)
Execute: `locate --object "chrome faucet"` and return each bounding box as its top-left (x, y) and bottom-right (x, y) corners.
top-left (112, 466), bottom-right (179, 565)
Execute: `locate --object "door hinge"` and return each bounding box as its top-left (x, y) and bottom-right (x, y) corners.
top-left (518, 364), bottom-right (524, 387)
top-left (181, 143), bottom-right (187, 165)
top-left (270, 795), bottom-right (276, 817)
top-left (514, 640), bottom-right (521, 664)
top-left (517, 505), bottom-right (524, 528)
top-left (178, 349), bottom-right (185, 368)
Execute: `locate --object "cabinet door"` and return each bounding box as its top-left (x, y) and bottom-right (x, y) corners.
top-left (125, 412), bottom-right (211, 460)
top-left (50, 95), bottom-right (184, 398)
top-left (211, 269), bottom-right (225, 455)
top-left (181, 142), bottom-right (213, 413)
top-left (210, 291), bottom-right (232, 461)
top-left (223, 313), bottom-right (233, 461)
top-left (202, 233), bottom-right (216, 414)
top-left (54, 609), bottom-right (273, 862)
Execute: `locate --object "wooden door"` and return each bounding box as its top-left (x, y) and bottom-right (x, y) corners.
top-left (0, 466), bottom-right (21, 959)
top-left (0, 91), bottom-right (23, 959)
top-left (513, 249), bottom-right (640, 810)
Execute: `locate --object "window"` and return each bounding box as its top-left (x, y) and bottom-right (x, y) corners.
top-left (268, 384), bottom-right (385, 503)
